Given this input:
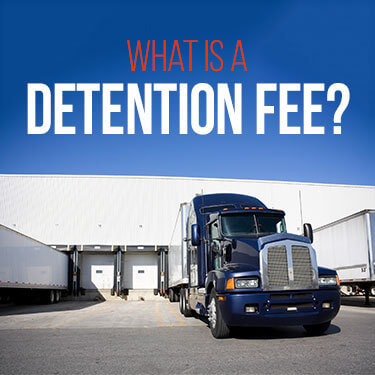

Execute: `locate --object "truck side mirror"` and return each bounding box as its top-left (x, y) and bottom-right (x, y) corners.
top-left (211, 241), bottom-right (222, 255)
top-left (224, 243), bottom-right (232, 263)
top-left (303, 223), bottom-right (313, 243)
top-left (191, 224), bottom-right (200, 246)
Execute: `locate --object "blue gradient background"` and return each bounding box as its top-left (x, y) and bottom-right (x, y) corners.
top-left (0, 0), bottom-right (374, 184)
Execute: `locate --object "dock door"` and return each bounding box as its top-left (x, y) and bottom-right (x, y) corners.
top-left (124, 252), bottom-right (158, 289)
top-left (81, 253), bottom-right (114, 290)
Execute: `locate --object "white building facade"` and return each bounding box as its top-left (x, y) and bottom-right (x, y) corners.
top-left (1, 174), bottom-right (374, 292)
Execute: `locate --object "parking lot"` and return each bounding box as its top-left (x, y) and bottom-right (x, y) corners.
top-left (0, 298), bottom-right (374, 374)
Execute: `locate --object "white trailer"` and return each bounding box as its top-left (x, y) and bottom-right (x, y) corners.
top-left (0, 224), bottom-right (68, 304)
top-left (167, 203), bottom-right (189, 302)
top-left (314, 210), bottom-right (375, 303)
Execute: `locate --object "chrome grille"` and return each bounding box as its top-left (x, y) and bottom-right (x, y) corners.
top-left (267, 246), bottom-right (289, 288)
top-left (261, 241), bottom-right (318, 291)
top-left (292, 245), bottom-right (313, 287)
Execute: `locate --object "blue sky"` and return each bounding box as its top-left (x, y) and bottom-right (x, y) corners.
top-left (0, 0), bottom-right (374, 185)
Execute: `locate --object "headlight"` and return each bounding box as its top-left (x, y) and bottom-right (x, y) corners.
top-left (235, 278), bottom-right (259, 289)
top-left (319, 275), bottom-right (337, 286)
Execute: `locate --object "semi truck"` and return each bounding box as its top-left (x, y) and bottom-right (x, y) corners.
top-left (166, 193), bottom-right (340, 338)
top-left (0, 224), bottom-right (68, 304)
top-left (314, 209), bottom-right (375, 304)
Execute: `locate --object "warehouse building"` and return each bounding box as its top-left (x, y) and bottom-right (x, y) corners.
top-left (0, 174), bottom-right (374, 295)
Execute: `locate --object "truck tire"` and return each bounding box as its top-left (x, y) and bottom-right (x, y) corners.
top-left (303, 321), bottom-right (331, 335)
top-left (179, 288), bottom-right (193, 317)
top-left (179, 289), bottom-right (185, 314)
top-left (55, 290), bottom-right (61, 303)
top-left (182, 289), bottom-right (193, 317)
top-left (208, 289), bottom-right (230, 339)
top-left (46, 289), bottom-right (55, 304)
top-left (168, 289), bottom-right (175, 303)
top-left (173, 290), bottom-right (179, 302)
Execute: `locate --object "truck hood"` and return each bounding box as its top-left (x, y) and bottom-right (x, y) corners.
top-left (221, 262), bottom-right (259, 273)
top-left (230, 233), bottom-right (310, 267)
top-left (257, 232), bottom-right (311, 248)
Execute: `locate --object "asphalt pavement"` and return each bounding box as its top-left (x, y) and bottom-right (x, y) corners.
top-left (0, 298), bottom-right (374, 374)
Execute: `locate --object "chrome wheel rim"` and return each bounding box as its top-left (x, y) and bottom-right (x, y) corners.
top-left (208, 298), bottom-right (217, 329)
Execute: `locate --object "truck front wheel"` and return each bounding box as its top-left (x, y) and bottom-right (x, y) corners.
top-left (208, 290), bottom-right (230, 339)
top-left (303, 321), bottom-right (331, 335)
top-left (173, 291), bottom-right (179, 303)
top-left (179, 288), bottom-right (192, 317)
top-left (168, 289), bottom-right (175, 303)
top-left (179, 290), bottom-right (185, 314)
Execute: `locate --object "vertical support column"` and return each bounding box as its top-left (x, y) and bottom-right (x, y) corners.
top-left (68, 247), bottom-right (74, 295)
top-left (112, 247), bottom-right (117, 296)
top-left (113, 246), bottom-right (123, 296)
top-left (165, 248), bottom-right (169, 295)
top-left (117, 247), bottom-right (123, 296)
top-left (77, 246), bottom-right (82, 294)
top-left (157, 248), bottom-right (162, 295)
top-left (70, 246), bottom-right (81, 296)
top-left (157, 247), bottom-right (168, 297)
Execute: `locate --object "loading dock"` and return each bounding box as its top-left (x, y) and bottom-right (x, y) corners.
top-left (60, 245), bottom-right (163, 296)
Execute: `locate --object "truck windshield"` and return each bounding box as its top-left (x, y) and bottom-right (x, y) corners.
top-left (221, 213), bottom-right (286, 237)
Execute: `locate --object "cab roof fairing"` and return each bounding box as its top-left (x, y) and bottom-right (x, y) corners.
top-left (192, 193), bottom-right (267, 212)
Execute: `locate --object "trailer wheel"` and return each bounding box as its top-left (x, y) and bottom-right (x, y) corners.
top-left (55, 290), bottom-right (61, 303)
top-left (371, 287), bottom-right (375, 297)
top-left (303, 321), bottom-right (331, 335)
top-left (46, 290), bottom-right (55, 304)
top-left (208, 289), bottom-right (230, 339)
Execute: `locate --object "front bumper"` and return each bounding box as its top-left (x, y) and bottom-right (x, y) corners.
top-left (218, 289), bottom-right (340, 327)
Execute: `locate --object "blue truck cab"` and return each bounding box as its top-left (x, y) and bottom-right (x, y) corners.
top-left (178, 193), bottom-right (340, 338)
